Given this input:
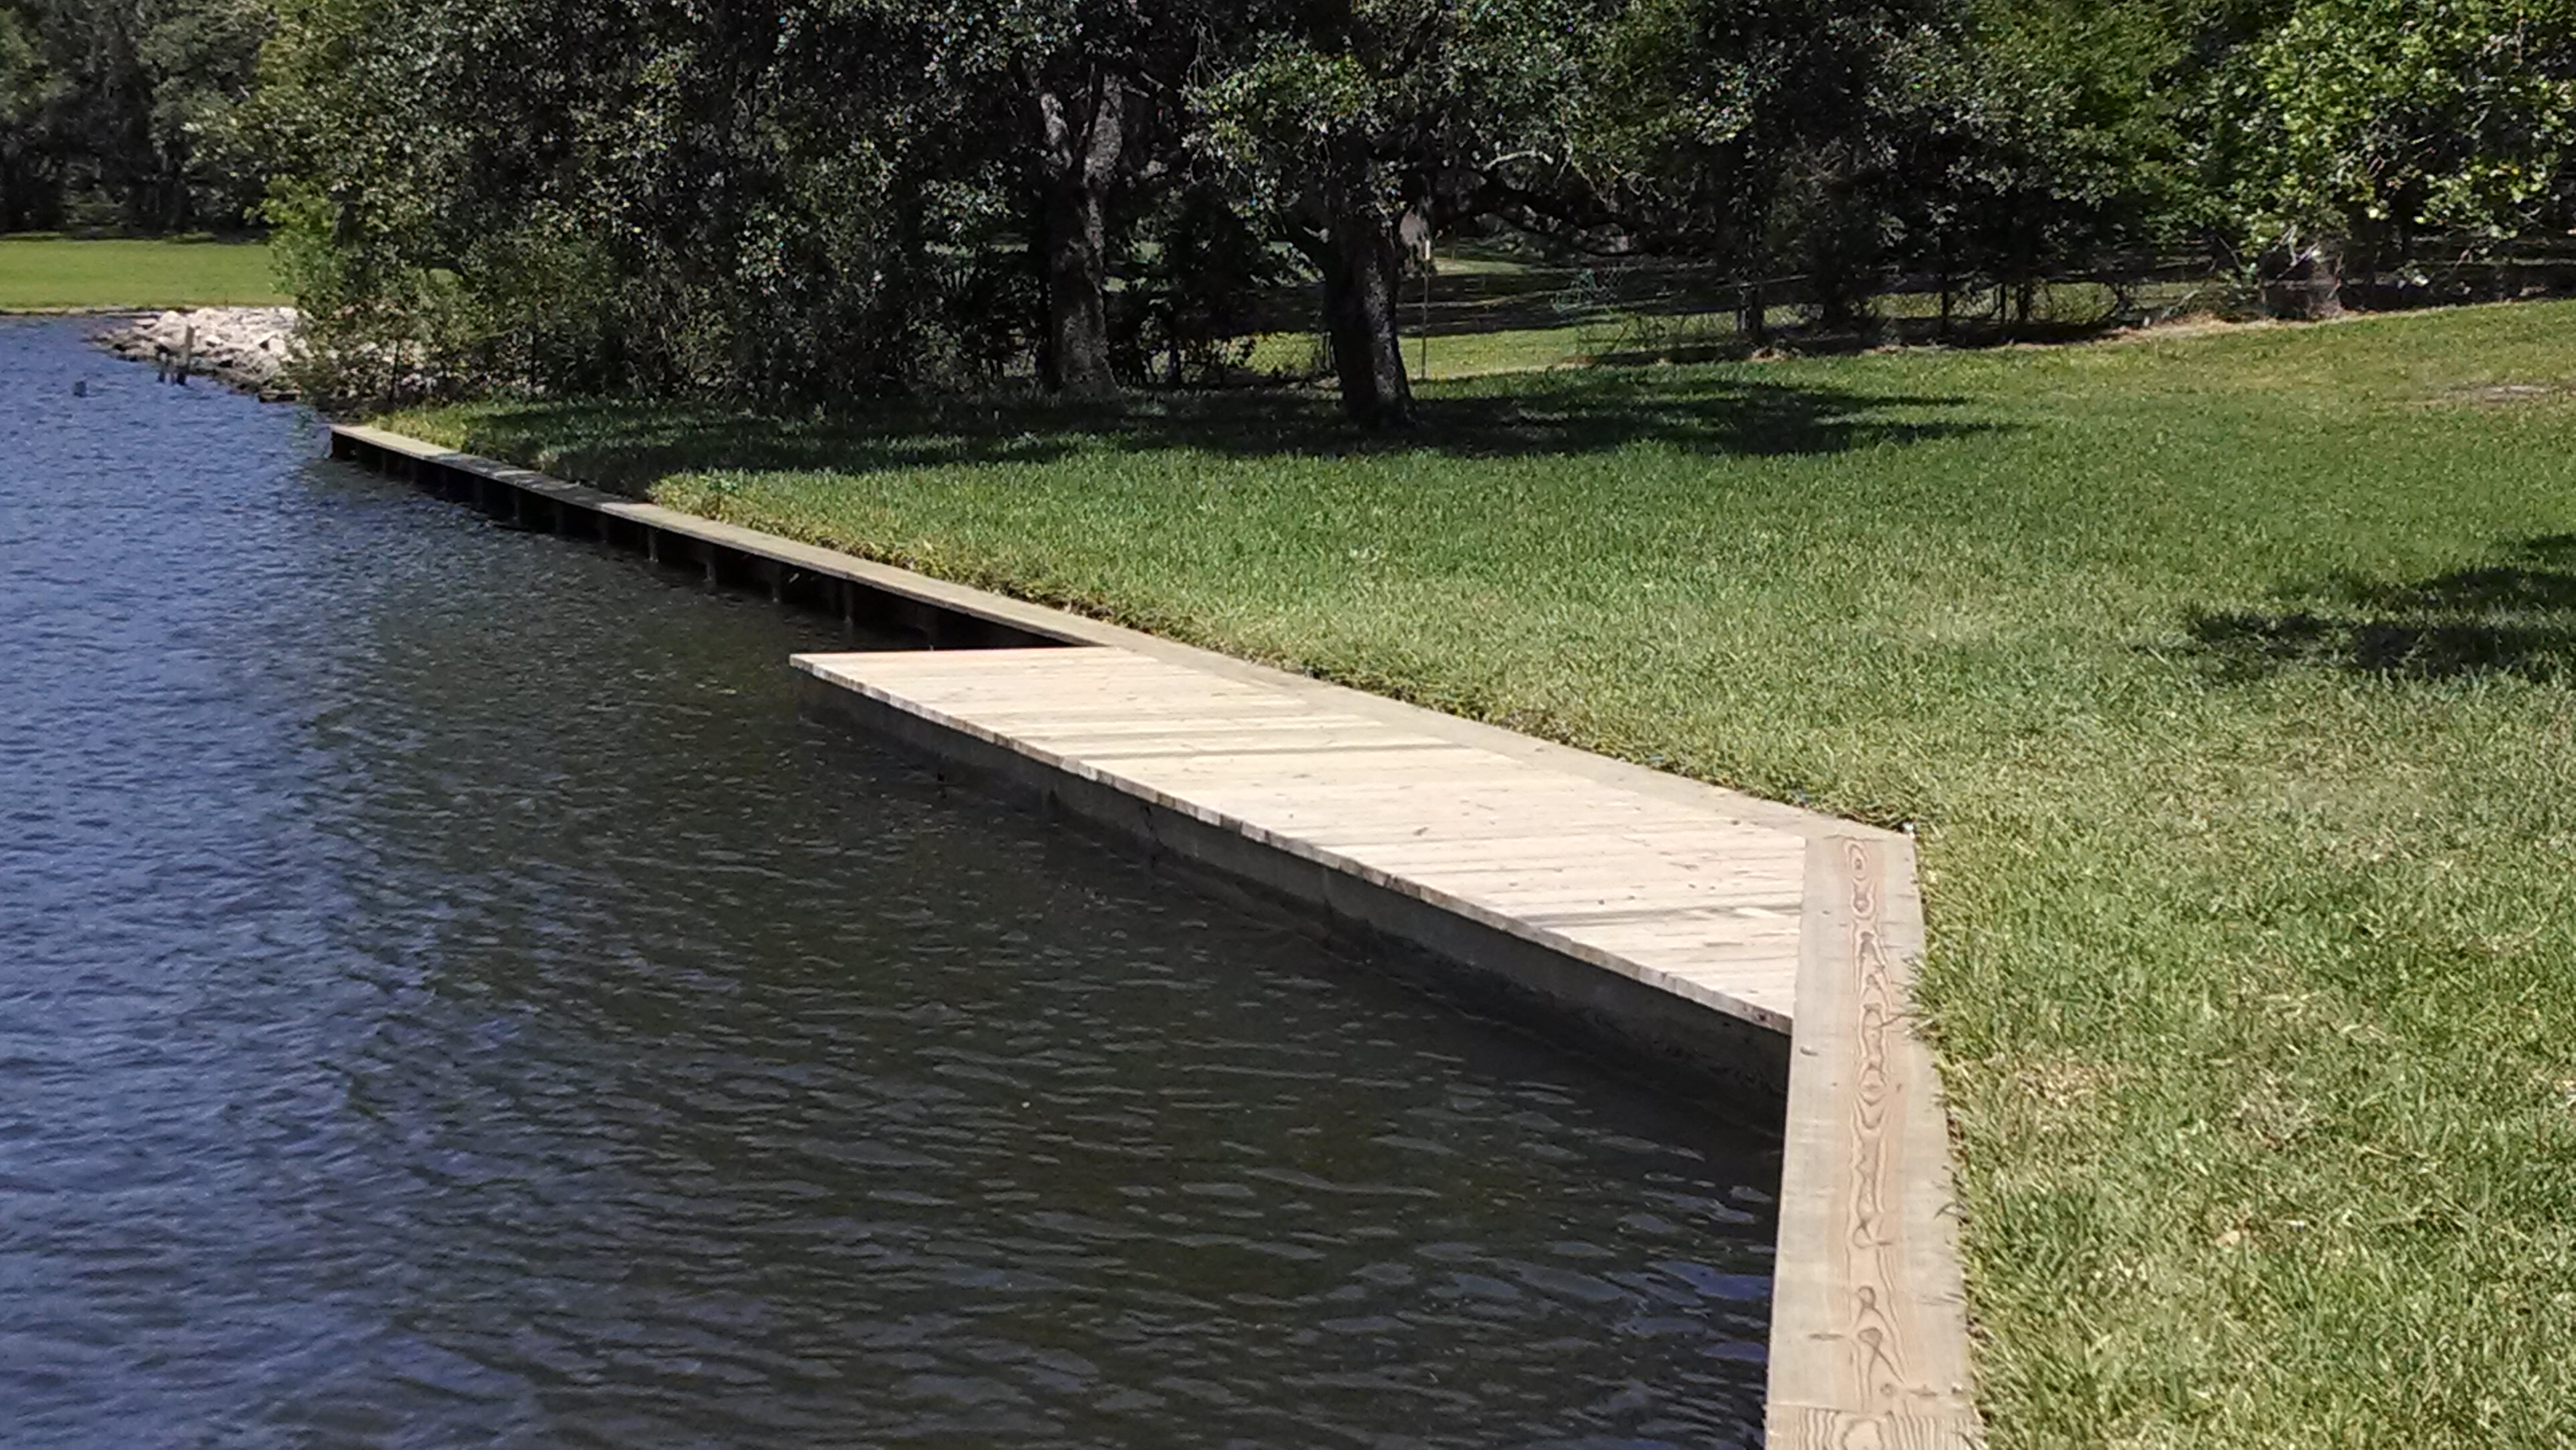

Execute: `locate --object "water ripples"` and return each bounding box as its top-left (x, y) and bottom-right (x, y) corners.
top-left (1, 319), bottom-right (1775, 1448)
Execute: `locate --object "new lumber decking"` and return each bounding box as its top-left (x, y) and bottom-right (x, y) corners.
top-left (795, 647), bottom-right (1981, 1448)
top-left (1769, 836), bottom-right (1981, 1449)
top-left (795, 646), bottom-right (1806, 1028)
top-left (326, 422), bottom-right (1985, 1448)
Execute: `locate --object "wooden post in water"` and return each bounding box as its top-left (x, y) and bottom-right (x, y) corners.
top-left (177, 324), bottom-right (196, 386)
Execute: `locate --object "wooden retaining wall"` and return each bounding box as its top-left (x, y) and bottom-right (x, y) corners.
top-left (326, 422), bottom-right (1984, 1448)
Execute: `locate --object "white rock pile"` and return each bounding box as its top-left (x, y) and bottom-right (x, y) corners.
top-left (103, 306), bottom-right (302, 397)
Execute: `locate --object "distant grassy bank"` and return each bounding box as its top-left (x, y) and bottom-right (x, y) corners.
top-left (0, 236), bottom-right (284, 311)
top-left (388, 303), bottom-right (2576, 1448)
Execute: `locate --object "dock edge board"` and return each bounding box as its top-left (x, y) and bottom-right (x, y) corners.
top-left (325, 422), bottom-right (1987, 1447)
top-left (788, 655), bottom-right (1798, 1105)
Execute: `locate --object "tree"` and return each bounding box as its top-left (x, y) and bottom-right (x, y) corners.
top-left (217, 0), bottom-right (2576, 414)
top-left (1196, 0), bottom-right (1615, 426)
top-left (915, 1), bottom-right (1136, 398)
top-left (249, 0), bottom-right (1020, 405)
top-left (1886, 0), bottom-right (2207, 330)
top-left (1581, 0), bottom-right (1973, 326)
top-left (0, 6), bottom-right (47, 230)
top-left (913, 1), bottom-right (1249, 399)
top-left (2219, 0), bottom-right (2576, 315)
top-left (0, 0), bottom-right (270, 231)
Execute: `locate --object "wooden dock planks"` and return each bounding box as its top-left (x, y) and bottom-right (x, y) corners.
top-left (792, 645), bottom-right (1984, 1448)
top-left (1767, 836), bottom-right (1983, 1449)
top-left (795, 646), bottom-right (1809, 1030)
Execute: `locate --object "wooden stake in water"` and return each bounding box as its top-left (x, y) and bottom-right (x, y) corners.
top-left (177, 324), bottom-right (196, 386)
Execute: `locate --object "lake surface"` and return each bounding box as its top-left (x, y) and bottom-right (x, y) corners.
top-left (0, 318), bottom-right (1775, 1448)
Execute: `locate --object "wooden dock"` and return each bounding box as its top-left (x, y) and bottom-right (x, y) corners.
top-left (798, 646), bottom-right (1810, 1015)
top-left (328, 422), bottom-right (1986, 1448)
top-left (795, 645), bottom-right (1982, 1447)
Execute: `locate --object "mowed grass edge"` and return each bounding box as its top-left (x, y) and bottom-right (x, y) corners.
top-left (385, 303), bottom-right (2576, 1449)
top-left (0, 237), bottom-right (286, 311)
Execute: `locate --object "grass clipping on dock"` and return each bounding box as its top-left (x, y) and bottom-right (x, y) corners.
top-left (387, 300), bottom-right (2576, 1449)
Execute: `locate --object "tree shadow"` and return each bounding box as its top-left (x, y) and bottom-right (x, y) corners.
top-left (420, 373), bottom-right (1996, 495)
top-left (2184, 535), bottom-right (2576, 683)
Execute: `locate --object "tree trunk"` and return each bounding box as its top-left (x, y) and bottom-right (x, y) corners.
top-left (1318, 215), bottom-right (1413, 427)
top-left (1307, 141), bottom-right (1413, 429)
top-left (1027, 204), bottom-right (1055, 389)
top-left (2261, 229), bottom-right (2344, 320)
top-left (1041, 172), bottom-right (1114, 396)
top-left (1032, 73), bottom-right (1124, 399)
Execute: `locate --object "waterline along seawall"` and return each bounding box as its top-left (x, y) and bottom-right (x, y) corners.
top-left (328, 419), bottom-right (1984, 1447)
top-left (12, 314), bottom-right (1786, 1446)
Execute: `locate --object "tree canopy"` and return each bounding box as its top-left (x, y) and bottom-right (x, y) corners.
top-left (10, 0), bottom-right (2572, 417)
top-left (0, 0), bottom-right (270, 231)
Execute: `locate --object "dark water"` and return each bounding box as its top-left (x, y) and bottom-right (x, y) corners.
top-left (0, 318), bottom-right (1775, 1449)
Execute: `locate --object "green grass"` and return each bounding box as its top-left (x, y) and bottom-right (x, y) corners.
top-left (1243, 324), bottom-right (1593, 379)
top-left (0, 236), bottom-right (286, 310)
top-left (1240, 278), bottom-right (2222, 383)
top-left (386, 303), bottom-right (2576, 1449)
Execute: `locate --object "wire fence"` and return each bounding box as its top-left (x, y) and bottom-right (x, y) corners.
top-left (1234, 237), bottom-right (2576, 380)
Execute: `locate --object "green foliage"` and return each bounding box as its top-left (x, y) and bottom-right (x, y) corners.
top-left (2225, 0), bottom-right (2576, 247)
top-left (1191, 0), bottom-right (1615, 244)
top-left (1122, 179), bottom-right (1295, 383)
top-left (243, 0), bottom-right (1301, 403)
top-left (1589, 0), bottom-right (2221, 317)
top-left (0, 0), bottom-right (271, 231)
top-left (244, 0), bottom-right (1032, 407)
top-left (13, 0), bottom-right (2576, 343)
top-left (191, 0), bottom-right (2576, 402)
top-left (1585, 0), bottom-right (1902, 246)
top-left (1942, 1), bottom-right (2204, 255)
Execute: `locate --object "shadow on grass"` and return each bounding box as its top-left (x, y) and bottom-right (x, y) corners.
top-left (418, 372), bottom-right (1993, 495)
top-left (2187, 535), bottom-right (2576, 682)
top-left (1576, 315), bottom-right (2125, 367)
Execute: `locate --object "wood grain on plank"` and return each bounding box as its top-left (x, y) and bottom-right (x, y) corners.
top-left (1768, 835), bottom-right (1983, 1448)
top-left (796, 646), bottom-right (1810, 1025)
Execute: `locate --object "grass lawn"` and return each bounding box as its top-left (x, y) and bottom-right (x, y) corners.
top-left (1244, 324), bottom-right (1597, 379)
top-left (386, 303), bottom-right (2576, 1449)
top-left (0, 236), bottom-right (286, 310)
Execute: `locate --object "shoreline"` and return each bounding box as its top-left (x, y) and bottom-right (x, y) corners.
top-left (86, 305), bottom-right (301, 399)
top-left (327, 420), bottom-right (1983, 1448)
